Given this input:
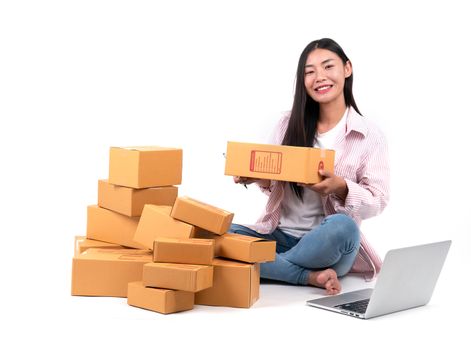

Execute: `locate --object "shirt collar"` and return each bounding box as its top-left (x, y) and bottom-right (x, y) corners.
top-left (346, 106), bottom-right (368, 137)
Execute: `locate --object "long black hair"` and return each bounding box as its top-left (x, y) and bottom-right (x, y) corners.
top-left (282, 38), bottom-right (361, 199)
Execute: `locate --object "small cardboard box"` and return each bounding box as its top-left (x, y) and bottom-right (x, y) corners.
top-left (98, 179), bottom-right (178, 217)
top-left (134, 205), bottom-right (195, 249)
top-left (74, 235), bottom-right (123, 255)
top-left (71, 248), bottom-right (152, 297)
top-left (170, 196), bottom-right (234, 235)
top-left (195, 231), bottom-right (276, 263)
top-left (224, 141), bottom-right (335, 184)
top-left (195, 258), bottom-right (260, 308)
top-left (109, 146), bottom-right (182, 189)
top-left (86, 205), bottom-right (146, 249)
top-left (143, 262), bottom-right (213, 292)
top-left (127, 281), bottom-right (194, 314)
top-left (153, 237), bottom-right (214, 265)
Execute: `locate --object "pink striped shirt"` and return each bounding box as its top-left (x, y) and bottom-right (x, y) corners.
top-left (249, 107), bottom-right (390, 281)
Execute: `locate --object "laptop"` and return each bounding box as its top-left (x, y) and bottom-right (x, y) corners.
top-left (306, 240), bottom-right (451, 319)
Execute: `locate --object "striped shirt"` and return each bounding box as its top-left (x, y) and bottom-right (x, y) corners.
top-left (249, 107), bottom-right (390, 280)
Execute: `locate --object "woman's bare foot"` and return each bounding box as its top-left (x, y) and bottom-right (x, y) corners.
top-left (308, 269), bottom-right (341, 295)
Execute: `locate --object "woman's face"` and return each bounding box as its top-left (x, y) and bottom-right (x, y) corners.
top-left (304, 48), bottom-right (352, 105)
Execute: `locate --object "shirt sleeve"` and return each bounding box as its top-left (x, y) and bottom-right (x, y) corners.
top-left (330, 131), bottom-right (390, 221)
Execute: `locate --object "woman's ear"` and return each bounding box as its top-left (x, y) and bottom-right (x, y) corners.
top-left (344, 60), bottom-right (352, 78)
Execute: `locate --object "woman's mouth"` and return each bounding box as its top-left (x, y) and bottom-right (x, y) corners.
top-left (314, 85), bottom-right (333, 94)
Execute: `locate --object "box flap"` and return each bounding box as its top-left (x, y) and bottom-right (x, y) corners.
top-left (112, 146), bottom-right (178, 152)
top-left (146, 262), bottom-right (209, 271)
top-left (224, 233), bottom-right (270, 243)
top-left (211, 257), bottom-right (252, 268)
top-left (78, 248), bottom-right (152, 262)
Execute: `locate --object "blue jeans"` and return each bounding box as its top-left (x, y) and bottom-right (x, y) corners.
top-left (229, 214), bottom-right (360, 285)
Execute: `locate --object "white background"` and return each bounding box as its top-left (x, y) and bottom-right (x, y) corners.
top-left (0, 0), bottom-right (469, 348)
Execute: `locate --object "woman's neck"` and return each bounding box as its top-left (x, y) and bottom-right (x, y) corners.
top-left (318, 100), bottom-right (347, 133)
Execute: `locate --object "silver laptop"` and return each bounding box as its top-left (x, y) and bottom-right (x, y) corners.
top-left (306, 240), bottom-right (451, 319)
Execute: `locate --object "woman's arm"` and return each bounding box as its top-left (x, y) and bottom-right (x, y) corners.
top-left (330, 134), bottom-right (390, 221)
top-left (301, 132), bottom-right (390, 221)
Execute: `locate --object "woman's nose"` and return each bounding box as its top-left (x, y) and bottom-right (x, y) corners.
top-left (315, 72), bottom-right (326, 83)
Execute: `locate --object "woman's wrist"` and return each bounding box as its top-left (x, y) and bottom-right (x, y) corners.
top-left (335, 178), bottom-right (348, 200)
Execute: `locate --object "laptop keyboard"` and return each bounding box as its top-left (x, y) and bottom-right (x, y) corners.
top-left (335, 298), bottom-right (370, 314)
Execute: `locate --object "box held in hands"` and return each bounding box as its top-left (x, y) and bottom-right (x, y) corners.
top-left (224, 141), bottom-right (335, 184)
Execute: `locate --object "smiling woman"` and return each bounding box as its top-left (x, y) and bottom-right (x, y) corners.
top-left (304, 49), bottom-right (352, 120)
top-left (230, 38), bottom-right (390, 295)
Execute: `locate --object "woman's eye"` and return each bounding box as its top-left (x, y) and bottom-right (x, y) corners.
top-left (305, 71), bottom-right (314, 76)
top-left (325, 65), bottom-right (334, 69)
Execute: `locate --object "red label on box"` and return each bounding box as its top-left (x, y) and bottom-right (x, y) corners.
top-left (250, 150), bottom-right (282, 174)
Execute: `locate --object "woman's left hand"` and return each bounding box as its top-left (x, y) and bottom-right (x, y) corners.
top-left (298, 170), bottom-right (348, 199)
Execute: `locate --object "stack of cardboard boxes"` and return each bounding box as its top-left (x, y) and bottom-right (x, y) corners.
top-left (71, 146), bottom-right (276, 314)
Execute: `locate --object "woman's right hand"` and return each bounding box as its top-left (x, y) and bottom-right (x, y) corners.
top-left (233, 176), bottom-right (259, 185)
top-left (233, 176), bottom-right (271, 188)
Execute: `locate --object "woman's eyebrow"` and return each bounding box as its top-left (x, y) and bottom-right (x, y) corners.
top-left (305, 58), bottom-right (334, 68)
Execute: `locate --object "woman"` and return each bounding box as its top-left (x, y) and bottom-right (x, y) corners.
top-left (230, 38), bottom-right (390, 295)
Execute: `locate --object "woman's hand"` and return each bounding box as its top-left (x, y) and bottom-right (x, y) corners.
top-left (233, 176), bottom-right (270, 188)
top-left (299, 170), bottom-right (348, 199)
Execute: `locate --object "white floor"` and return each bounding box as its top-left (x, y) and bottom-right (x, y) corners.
top-left (2, 264), bottom-right (464, 350)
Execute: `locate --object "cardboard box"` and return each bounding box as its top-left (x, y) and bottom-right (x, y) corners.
top-left (109, 146), bottom-right (182, 189)
top-left (195, 258), bottom-right (260, 308)
top-left (71, 248), bottom-right (152, 297)
top-left (74, 235), bottom-right (123, 255)
top-left (98, 179), bottom-right (178, 217)
top-left (127, 281), bottom-right (194, 314)
top-left (195, 231), bottom-right (276, 263)
top-left (224, 141), bottom-right (335, 184)
top-left (143, 262), bottom-right (213, 292)
top-left (170, 196), bottom-right (233, 235)
top-left (134, 205), bottom-right (195, 249)
top-left (153, 237), bottom-right (214, 265)
top-left (86, 205), bottom-right (146, 249)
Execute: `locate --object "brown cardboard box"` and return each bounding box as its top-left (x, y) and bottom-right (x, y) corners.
top-left (98, 179), bottom-right (178, 217)
top-left (74, 235), bottom-right (123, 255)
top-left (195, 231), bottom-right (276, 263)
top-left (86, 205), bottom-right (146, 249)
top-left (71, 248), bottom-right (152, 297)
top-left (133, 205), bottom-right (195, 249)
top-left (195, 258), bottom-right (260, 308)
top-left (143, 262), bottom-right (213, 292)
top-left (153, 237), bottom-right (214, 265)
top-left (108, 146), bottom-right (182, 189)
top-left (224, 141), bottom-right (335, 184)
top-left (170, 196), bottom-right (234, 235)
top-left (127, 281), bottom-right (194, 314)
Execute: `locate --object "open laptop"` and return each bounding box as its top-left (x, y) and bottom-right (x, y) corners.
top-left (306, 240), bottom-right (451, 319)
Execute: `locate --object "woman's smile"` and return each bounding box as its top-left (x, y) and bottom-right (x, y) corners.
top-left (314, 84), bottom-right (334, 95)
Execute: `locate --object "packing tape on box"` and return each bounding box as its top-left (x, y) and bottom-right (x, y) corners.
top-left (320, 148), bottom-right (326, 158)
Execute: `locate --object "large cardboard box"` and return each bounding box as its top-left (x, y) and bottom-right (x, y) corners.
top-left (74, 235), bottom-right (123, 255)
top-left (195, 258), bottom-right (260, 308)
top-left (98, 179), bottom-right (178, 217)
top-left (134, 205), bottom-right (195, 249)
top-left (170, 196), bottom-right (233, 235)
top-left (195, 231), bottom-right (276, 263)
top-left (127, 281), bottom-right (194, 314)
top-left (153, 237), bottom-right (214, 265)
top-left (86, 205), bottom-right (146, 249)
top-left (224, 141), bottom-right (335, 184)
top-left (143, 262), bottom-right (213, 292)
top-left (71, 248), bottom-right (152, 297)
top-left (109, 146), bottom-right (182, 189)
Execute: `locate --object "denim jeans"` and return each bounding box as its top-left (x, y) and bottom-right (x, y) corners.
top-left (229, 214), bottom-right (360, 285)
